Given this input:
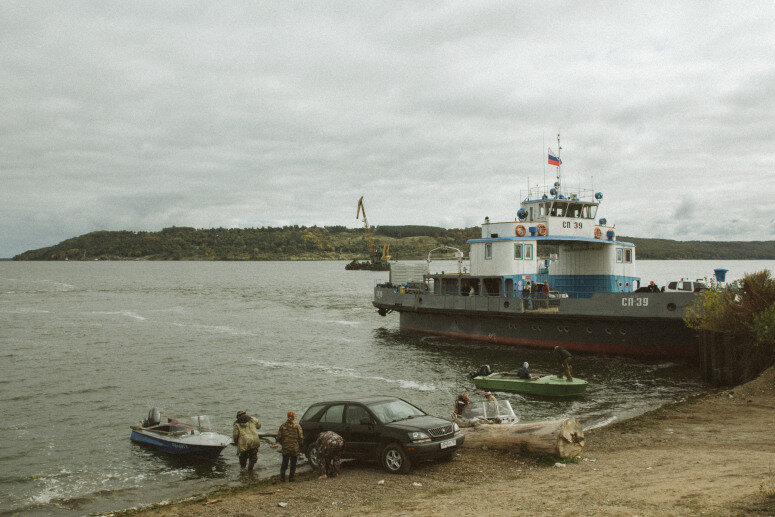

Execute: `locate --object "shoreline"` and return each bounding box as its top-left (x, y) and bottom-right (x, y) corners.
top-left (115, 367), bottom-right (775, 516)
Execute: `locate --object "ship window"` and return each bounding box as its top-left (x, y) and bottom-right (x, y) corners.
top-left (568, 203), bottom-right (582, 218)
top-left (485, 243), bottom-right (492, 260)
top-left (483, 278), bottom-right (501, 296)
top-left (528, 207), bottom-right (534, 221)
top-left (490, 233), bottom-right (499, 238)
top-left (550, 202), bottom-right (567, 217)
top-left (624, 249), bottom-right (632, 263)
top-left (589, 205), bottom-right (598, 219)
top-left (616, 248), bottom-right (623, 262)
top-left (514, 244), bottom-right (522, 260)
top-left (539, 203), bottom-right (546, 217)
top-left (524, 244), bottom-right (533, 259)
top-left (668, 281), bottom-right (677, 290)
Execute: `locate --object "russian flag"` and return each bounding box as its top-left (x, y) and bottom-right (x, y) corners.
top-left (548, 151), bottom-right (562, 166)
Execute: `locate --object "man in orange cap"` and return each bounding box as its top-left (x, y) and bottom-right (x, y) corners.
top-left (277, 410), bottom-right (304, 482)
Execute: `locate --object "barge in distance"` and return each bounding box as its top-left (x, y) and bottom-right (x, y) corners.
top-left (373, 139), bottom-right (701, 358)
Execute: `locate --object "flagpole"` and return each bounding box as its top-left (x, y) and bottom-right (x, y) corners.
top-left (542, 133), bottom-right (546, 195)
top-left (557, 133), bottom-right (562, 195)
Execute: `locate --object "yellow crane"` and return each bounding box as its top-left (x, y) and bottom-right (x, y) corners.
top-left (356, 196), bottom-right (390, 261)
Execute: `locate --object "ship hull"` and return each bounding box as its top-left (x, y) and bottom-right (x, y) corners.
top-left (398, 309), bottom-right (698, 357)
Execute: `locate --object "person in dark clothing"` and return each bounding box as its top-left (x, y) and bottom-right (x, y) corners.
top-left (541, 282), bottom-right (550, 308)
top-left (454, 393), bottom-right (470, 417)
top-left (522, 283), bottom-right (532, 309)
top-left (553, 346), bottom-right (573, 381)
top-left (516, 362), bottom-right (531, 379)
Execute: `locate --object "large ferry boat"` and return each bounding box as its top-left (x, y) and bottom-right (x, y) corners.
top-left (373, 138), bottom-right (700, 357)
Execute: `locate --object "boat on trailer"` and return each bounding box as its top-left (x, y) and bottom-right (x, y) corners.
top-left (130, 409), bottom-right (230, 459)
top-left (473, 372), bottom-right (588, 397)
top-left (373, 135), bottom-right (706, 358)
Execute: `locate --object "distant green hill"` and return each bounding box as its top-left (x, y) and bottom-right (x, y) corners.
top-left (11, 225), bottom-right (775, 261)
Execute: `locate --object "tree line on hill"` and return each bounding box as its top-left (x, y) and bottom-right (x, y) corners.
top-left (11, 225), bottom-right (775, 261)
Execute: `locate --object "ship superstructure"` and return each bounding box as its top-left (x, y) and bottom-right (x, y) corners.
top-left (373, 137), bottom-right (699, 357)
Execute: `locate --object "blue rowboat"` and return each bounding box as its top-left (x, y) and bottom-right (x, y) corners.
top-left (130, 413), bottom-right (230, 459)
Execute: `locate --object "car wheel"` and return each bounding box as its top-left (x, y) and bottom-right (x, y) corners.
top-left (380, 443), bottom-right (411, 474)
top-left (305, 443), bottom-right (320, 471)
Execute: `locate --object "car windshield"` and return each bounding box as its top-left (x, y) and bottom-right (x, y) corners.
top-left (367, 399), bottom-right (425, 424)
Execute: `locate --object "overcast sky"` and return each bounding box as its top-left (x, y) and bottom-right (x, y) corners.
top-left (1, 2), bottom-right (774, 257)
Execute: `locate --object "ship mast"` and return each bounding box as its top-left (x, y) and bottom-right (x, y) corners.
top-left (556, 133), bottom-right (562, 195)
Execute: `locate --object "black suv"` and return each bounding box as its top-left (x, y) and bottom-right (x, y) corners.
top-left (300, 396), bottom-right (464, 474)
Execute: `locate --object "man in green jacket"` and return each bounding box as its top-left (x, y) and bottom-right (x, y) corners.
top-left (233, 410), bottom-right (261, 471)
top-left (277, 410), bottom-right (304, 482)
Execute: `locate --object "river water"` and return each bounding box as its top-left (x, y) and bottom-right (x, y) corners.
top-left (1, 259), bottom-right (773, 515)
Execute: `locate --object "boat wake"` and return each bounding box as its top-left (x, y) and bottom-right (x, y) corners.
top-left (251, 358), bottom-right (440, 391)
top-left (92, 310), bottom-right (146, 321)
top-left (169, 322), bottom-right (255, 336)
top-left (583, 415), bottom-right (618, 431)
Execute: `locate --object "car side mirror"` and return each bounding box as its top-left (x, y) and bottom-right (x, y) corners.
top-left (360, 417), bottom-right (373, 426)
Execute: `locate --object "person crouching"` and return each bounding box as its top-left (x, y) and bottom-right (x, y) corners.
top-left (315, 431), bottom-right (344, 479)
top-left (277, 411), bottom-right (303, 482)
top-left (233, 410), bottom-right (261, 471)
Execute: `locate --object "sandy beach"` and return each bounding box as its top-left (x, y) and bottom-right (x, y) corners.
top-left (129, 367), bottom-right (775, 516)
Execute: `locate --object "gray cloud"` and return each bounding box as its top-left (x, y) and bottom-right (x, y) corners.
top-left (1, 1), bottom-right (774, 256)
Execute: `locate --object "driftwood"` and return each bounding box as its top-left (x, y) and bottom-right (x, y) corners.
top-left (461, 418), bottom-right (585, 458)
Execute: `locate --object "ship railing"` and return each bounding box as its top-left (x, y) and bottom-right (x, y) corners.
top-left (518, 290), bottom-right (566, 310)
top-left (376, 282), bottom-right (595, 301)
top-left (375, 283), bottom-right (521, 297)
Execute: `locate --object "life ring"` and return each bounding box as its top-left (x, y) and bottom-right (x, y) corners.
top-left (594, 227), bottom-right (602, 239)
top-left (515, 225), bottom-right (526, 237)
top-left (537, 224), bottom-right (547, 236)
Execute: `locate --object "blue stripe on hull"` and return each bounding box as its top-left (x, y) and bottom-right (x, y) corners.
top-left (509, 274), bottom-right (640, 298)
top-left (130, 431), bottom-right (226, 459)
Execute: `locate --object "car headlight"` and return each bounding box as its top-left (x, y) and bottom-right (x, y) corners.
top-left (408, 431), bottom-right (431, 443)
top-left (452, 422), bottom-right (460, 433)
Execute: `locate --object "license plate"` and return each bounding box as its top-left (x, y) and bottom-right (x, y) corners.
top-left (439, 438), bottom-right (456, 449)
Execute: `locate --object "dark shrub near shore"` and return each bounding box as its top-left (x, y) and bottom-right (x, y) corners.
top-left (686, 270), bottom-right (775, 385)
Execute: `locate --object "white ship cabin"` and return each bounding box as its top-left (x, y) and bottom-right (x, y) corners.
top-left (438, 188), bottom-right (639, 299)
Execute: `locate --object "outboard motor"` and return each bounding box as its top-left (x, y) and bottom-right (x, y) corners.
top-left (471, 364), bottom-right (492, 378)
top-left (143, 408), bottom-right (161, 428)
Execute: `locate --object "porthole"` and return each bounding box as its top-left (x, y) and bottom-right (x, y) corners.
top-left (620, 328), bottom-right (627, 335)
top-left (557, 326), bottom-right (564, 333)
top-left (618, 282), bottom-right (622, 287)
top-left (536, 325), bottom-right (542, 332)
top-left (605, 328), bottom-right (612, 335)
top-left (564, 326), bottom-right (570, 332)
top-left (504, 301), bottom-right (510, 308)
top-left (667, 303), bottom-right (676, 311)
top-left (625, 282), bottom-right (629, 287)
top-left (586, 327), bottom-right (593, 334)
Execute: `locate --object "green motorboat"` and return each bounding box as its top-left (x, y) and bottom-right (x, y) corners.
top-left (473, 372), bottom-right (588, 397)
